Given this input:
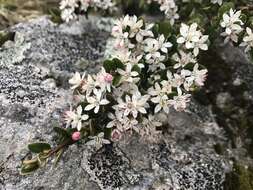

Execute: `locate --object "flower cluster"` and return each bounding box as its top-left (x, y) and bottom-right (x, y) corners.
top-left (182, 0), bottom-right (223, 6)
top-left (240, 27), bottom-right (253, 53)
top-left (220, 8), bottom-right (244, 43)
top-left (219, 8), bottom-right (253, 54)
top-left (211, 0), bottom-right (222, 5)
top-left (65, 15), bottom-right (208, 145)
top-left (177, 23), bottom-right (209, 56)
top-left (60, 0), bottom-right (115, 22)
top-left (148, 0), bottom-right (179, 25)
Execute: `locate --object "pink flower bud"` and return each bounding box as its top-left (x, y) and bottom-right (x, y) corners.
top-left (104, 73), bottom-right (113, 83)
top-left (72, 132), bottom-right (81, 141)
top-left (111, 129), bottom-right (122, 142)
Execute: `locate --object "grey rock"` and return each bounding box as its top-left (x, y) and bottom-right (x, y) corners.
top-left (0, 17), bottom-right (228, 190)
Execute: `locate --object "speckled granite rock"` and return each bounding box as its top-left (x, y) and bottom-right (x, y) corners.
top-left (0, 17), bottom-right (228, 190)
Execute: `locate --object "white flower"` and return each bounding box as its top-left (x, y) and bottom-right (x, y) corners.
top-left (117, 63), bottom-right (139, 83)
top-left (211, 0), bottom-right (222, 5)
top-left (120, 116), bottom-right (139, 132)
top-left (85, 90), bottom-right (110, 113)
top-left (126, 15), bottom-right (144, 38)
top-left (168, 88), bottom-right (191, 112)
top-left (148, 83), bottom-right (170, 114)
top-left (95, 67), bottom-right (113, 92)
top-left (177, 23), bottom-right (208, 56)
top-left (158, 35), bottom-right (173, 53)
top-left (69, 72), bottom-right (86, 90)
top-left (64, 105), bottom-right (89, 131)
top-left (94, 0), bottom-right (115, 10)
top-left (60, 0), bottom-right (115, 22)
top-left (82, 74), bottom-right (96, 95)
top-left (177, 23), bottom-right (201, 49)
top-left (61, 8), bottom-right (76, 23)
top-left (154, 0), bottom-right (179, 25)
top-left (80, 0), bottom-right (91, 11)
top-left (193, 35), bottom-right (209, 56)
top-left (106, 113), bottom-right (123, 129)
top-left (172, 50), bottom-right (196, 69)
top-left (60, 0), bottom-right (78, 10)
top-left (136, 24), bottom-right (154, 42)
top-left (143, 35), bottom-right (171, 66)
top-left (144, 38), bottom-right (160, 57)
top-left (192, 63), bottom-right (208, 87)
top-left (114, 92), bottom-right (150, 118)
top-left (240, 27), bottom-right (253, 52)
top-left (220, 9), bottom-right (243, 43)
top-left (86, 132), bottom-right (110, 149)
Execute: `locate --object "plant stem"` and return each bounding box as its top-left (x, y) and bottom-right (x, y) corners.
top-left (47, 140), bottom-right (73, 157)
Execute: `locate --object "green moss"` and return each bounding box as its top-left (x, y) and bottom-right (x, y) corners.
top-left (224, 164), bottom-right (253, 190)
top-left (48, 8), bottom-right (63, 24)
top-left (213, 143), bottom-right (225, 155)
top-left (0, 31), bottom-right (15, 46)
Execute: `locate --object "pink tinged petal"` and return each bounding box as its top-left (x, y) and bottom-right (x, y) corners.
top-left (192, 36), bottom-right (200, 42)
top-left (100, 99), bottom-right (110, 105)
top-left (154, 104), bottom-right (161, 113)
top-left (85, 104), bottom-right (95, 111)
top-left (223, 14), bottom-right (230, 23)
top-left (163, 106), bottom-right (170, 114)
top-left (102, 139), bottom-right (111, 144)
top-left (200, 44), bottom-right (208, 50)
top-left (106, 121), bottom-right (115, 128)
top-left (185, 41), bottom-right (193, 49)
top-left (87, 96), bottom-right (96, 104)
top-left (193, 48), bottom-right (199, 56)
top-left (138, 107), bottom-right (147, 114)
top-left (151, 97), bottom-right (160, 103)
top-left (131, 71), bottom-right (139, 77)
top-left (94, 106), bottom-right (100, 114)
top-left (180, 24), bottom-right (189, 36)
top-left (246, 27), bottom-right (252, 35)
top-left (225, 28), bottom-right (232, 35)
top-left (177, 37), bottom-right (185, 44)
top-left (161, 47), bottom-right (168, 53)
top-left (77, 122), bottom-right (82, 131)
top-left (132, 111), bottom-right (138, 118)
top-left (76, 105), bottom-right (83, 115)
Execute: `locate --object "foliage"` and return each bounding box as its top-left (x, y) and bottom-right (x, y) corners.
top-left (20, 0), bottom-right (253, 177)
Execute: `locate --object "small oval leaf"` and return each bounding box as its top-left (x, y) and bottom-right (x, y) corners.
top-left (28, 143), bottom-right (51, 153)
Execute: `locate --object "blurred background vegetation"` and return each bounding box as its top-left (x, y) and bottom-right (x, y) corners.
top-left (0, 0), bottom-right (59, 30)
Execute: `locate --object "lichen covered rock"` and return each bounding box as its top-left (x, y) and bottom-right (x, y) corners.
top-left (0, 17), bottom-right (228, 190)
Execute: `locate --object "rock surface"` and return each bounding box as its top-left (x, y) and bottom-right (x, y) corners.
top-left (0, 17), bottom-right (229, 190)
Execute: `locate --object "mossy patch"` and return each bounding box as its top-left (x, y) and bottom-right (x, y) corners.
top-left (0, 31), bottom-right (15, 46)
top-left (224, 164), bottom-right (253, 190)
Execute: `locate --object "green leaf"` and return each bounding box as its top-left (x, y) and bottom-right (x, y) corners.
top-left (103, 58), bottom-right (124, 73)
top-left (20, 161), bottom-right (40, 175)
top-left (48, 8), bottom-right (63, 24)
top-left (112, 75), bottom-right (122, 86)
top-left (66, 128), bottom-right (77, 136)
top-left (28, 143), bottom-right (51, 153)
top-left (156, 21), bottom-right (172, 38)
top-left (240, 14), bottom-right (248, 24)
top-left (54, 127), bottom-right (70, 138)
top-left (132, 65), bottom-right (141, 73)
top-left (218, 2), bottom-right (234, 20)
